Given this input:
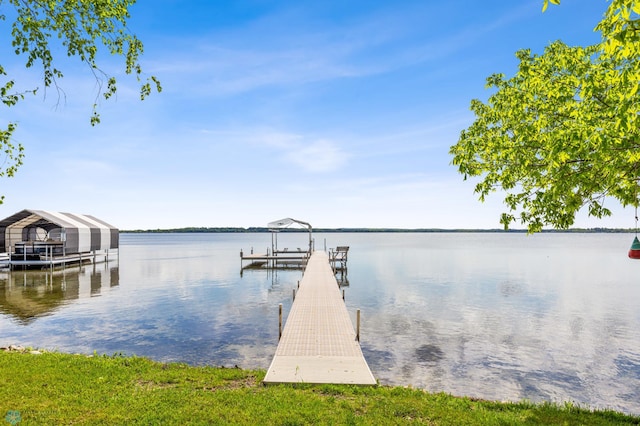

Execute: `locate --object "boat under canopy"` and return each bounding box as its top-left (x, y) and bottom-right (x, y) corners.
top-left (0, 209), bottom-right (118, 269)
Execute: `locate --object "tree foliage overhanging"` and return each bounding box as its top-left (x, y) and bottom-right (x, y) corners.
top-left (450, 0), bottom-right (640, 232)
top-left (0, 0), bottom-right (161, 203)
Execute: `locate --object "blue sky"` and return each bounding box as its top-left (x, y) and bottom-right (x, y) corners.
top-left (2, 0), bottom-right (634, 230)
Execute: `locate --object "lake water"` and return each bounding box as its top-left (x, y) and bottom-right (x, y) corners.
top-left (1, 232), bottom-right (639, 415)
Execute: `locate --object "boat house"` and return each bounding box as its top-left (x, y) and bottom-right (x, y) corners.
top-left (0, 209), bottom-right (118, 269)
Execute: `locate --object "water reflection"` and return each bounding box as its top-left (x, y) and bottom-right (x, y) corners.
top-left (345, 233), bottom-right (640, 415)
top-left (0, 233), bottom-right (638, 416)
top-left (0, 263), bottom-right (119, 324)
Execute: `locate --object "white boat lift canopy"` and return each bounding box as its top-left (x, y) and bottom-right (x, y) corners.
top-left (267, 218), bottom-right (313, 253)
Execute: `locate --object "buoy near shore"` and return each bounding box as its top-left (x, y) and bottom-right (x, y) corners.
top-left (628, 236), bottom-right (640, 259)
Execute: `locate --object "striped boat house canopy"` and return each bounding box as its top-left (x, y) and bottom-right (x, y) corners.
top-left (0, 209), bottom-right (118, 255)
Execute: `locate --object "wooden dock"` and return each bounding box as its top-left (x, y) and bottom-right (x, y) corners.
top-left (263, 251), bottom-right (376, 385)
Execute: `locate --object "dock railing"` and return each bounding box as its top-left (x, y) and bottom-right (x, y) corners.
top-left (329, 246), bottom-right (349, 273)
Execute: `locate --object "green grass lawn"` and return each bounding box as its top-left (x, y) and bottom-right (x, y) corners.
top-left (1, 350), bottom-right (638, 425)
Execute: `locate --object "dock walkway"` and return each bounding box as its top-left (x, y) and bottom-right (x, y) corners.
top-left (263, 251), bottom-right (376, 385)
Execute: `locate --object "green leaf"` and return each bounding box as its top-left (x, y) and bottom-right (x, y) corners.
top-left (450, 19), bottom-right (640, 233)
top-left (0, 0), bottom-right (162, 202)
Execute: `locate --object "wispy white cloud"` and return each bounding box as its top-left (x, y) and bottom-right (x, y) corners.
top-left (149, 43), bottom-right (370, 97)
top-left (283, 139), bottom-right (348, 173)
top-left (141, 2), bottom-right (539, 100)
top-left (248, 130), bottom-right (349, 173)
top-left (140, 13), bottom-right (411, 96)
top-left (57, 158), bottom-right (118, 176)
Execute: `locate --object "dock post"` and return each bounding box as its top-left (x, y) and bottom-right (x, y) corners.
top-left (293, 288), bottom-right (296, 301)
top-left (356, 309), bottom-right (361, 342)
top-left (342, 289), bottom-right (345, 301)
top-left (279, 303), bottom-right (283, 340)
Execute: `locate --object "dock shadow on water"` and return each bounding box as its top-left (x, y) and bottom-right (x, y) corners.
top-left (0, 263), bottom-right (119, 325)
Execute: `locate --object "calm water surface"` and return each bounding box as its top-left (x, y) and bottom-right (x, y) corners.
top-left (1, 232), bottom-right (639, 415)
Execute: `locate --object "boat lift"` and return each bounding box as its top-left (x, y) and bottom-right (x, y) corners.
top-left (240, 218), bottom-right (348, 277)
top-left (240, 218), bottom-right (313, 271)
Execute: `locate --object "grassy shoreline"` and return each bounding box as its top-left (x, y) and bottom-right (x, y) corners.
top-left (1, 349), bottom-right (638, 425)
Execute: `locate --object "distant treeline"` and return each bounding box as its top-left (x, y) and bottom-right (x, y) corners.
top-left (122, 227), bottom-right (635, 233)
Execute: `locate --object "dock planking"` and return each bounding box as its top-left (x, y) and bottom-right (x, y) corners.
top-left (263, 251), bottom-right (376, 385)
